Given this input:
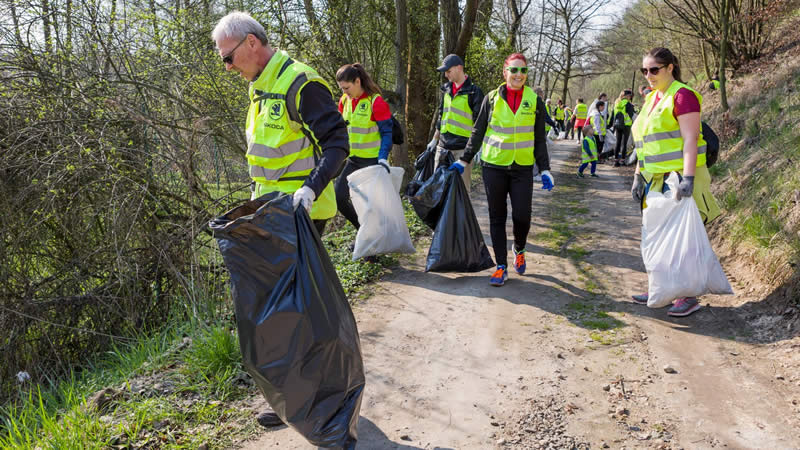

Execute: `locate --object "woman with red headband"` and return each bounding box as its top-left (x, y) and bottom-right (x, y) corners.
top-left (449, 53), bottom-right (553, 286)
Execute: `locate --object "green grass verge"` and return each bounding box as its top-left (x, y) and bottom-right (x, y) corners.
top-left (712, 67), bottom-right (800, 261)
top-left (1, 322), bottom-right (258, 448)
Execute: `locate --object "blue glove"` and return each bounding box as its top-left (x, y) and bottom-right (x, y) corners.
top-left (448, 160), bottom-right (466, 174)
top-left (541, 170), bottom-right (555, 191)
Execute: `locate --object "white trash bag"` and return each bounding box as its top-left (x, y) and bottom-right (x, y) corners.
top-left (389, 166), bottom-right (404, 193)
top-left (348, 165), bottom-right (415, 260)
top-left (547, 128), bottom-right (556, 140)
top-left (641, 173), bottom-right (733, 307)
top-left (558, 131), bottom-right (566, 140)
top-left (604, 131), bottom-right (616, 150)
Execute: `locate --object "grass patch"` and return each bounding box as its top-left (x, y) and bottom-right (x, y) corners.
top-left (0, 322), bottom-right (259, 449)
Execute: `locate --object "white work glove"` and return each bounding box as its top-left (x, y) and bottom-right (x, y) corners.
top-left (378, 159), bottom-right (391, 173)
top-left (541, 170), bottom-right (555, 191)
top-left (292, 185), bottom-right (315, 212)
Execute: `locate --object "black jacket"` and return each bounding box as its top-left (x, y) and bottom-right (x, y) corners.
top-left (297, 81), bottom-right (349, 198)
top-left (611, 101), bottom-right (636, 129)
top-left (435, 77), bottom-right (484, 150)
top-left (461, 85), bottom-right (550, 172)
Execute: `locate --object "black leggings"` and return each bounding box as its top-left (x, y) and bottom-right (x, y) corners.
top-left (615, 126), bottom-right (631, 161)
top-left (482, 165), bottom-right (533, 267)
top-left (556, 119), bottom-right (565, 133)
top-left (335, 156), bottom-right (378, 229)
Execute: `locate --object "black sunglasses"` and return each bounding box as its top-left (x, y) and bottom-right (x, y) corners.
top-left (222, 36), bottom-right (248, 65)
top-left (505, 66), bottom-right (528, 74)
top-left (640, 65), bottom-right (667, 76)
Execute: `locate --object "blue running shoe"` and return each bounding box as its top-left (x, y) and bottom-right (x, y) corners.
top-left (490, 265), bottom-right (508, 286)
top-left (513, 247), bottom-right (526, 275)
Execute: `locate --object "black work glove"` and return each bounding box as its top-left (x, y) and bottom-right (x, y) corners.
top-left (631, 173), bottom-right (645, 204)
top-left (676, 175), bottom-right (695, 201)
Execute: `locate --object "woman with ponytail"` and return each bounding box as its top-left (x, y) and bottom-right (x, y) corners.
top-left (629, 47), bottom-right (721, 317)
top-left (335, 63), bottom-right (393, 237)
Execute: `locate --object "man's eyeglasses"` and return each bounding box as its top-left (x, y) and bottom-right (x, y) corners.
top-left (640, 65), bottom-right (666, 76)
top-left (222, 36), bottom-right (248, 65)
top-left (505, 66), bottom-right (528, 74)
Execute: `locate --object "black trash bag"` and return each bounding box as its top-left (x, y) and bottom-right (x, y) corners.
top-left (410, 168), bottom-right (495, 272)
top-left (404, 144), bottom-right (455, 197)
top-left (209, 193), bottom-right (364, 449)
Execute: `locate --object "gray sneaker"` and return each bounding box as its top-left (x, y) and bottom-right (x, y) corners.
top-left (631, 293), bottom-right (648, 304)
top-left (668, 297), bottom-right (701, 317)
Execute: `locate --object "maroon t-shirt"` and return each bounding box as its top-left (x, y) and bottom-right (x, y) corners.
top-left (650, 87), bottom-right (701, 118)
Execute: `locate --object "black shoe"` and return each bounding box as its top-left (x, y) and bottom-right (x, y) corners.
top-left (362, 255), bottom-right (379, 263)
top-left (590, 173), bottom-right (599, 177)
top-left (257, 410), bottom-right (284, 428)
top-left (614, 161), bottom-right (621, 167)
top-left (577, 172), bottom-right (584, 178)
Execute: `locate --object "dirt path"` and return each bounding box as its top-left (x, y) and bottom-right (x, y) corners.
top-left (238, 141), bottom-right (800, 449)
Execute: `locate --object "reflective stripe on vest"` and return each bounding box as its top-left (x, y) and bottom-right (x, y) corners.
top-left (582, 137), bottom-right (598, 163)
top-left (631, 80), bottom-right (707, 174)
top-left (480, 85), bottom-right (538, 167)
top-left (441, 91), bottom-right (474, 137)
top-left (575, 103), bottom-right (588, 120)
top-left (342, 94), bottom-right (381, 158)
top-left (246, 50), bottom-right (337, 220)
top-left (614, 99), bottom-right (632, 126)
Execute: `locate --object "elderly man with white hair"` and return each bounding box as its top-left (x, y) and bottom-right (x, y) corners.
top-left (211, 11), bottom-right (352, 442)
top-left (212, 11), bottom-right (348, 237)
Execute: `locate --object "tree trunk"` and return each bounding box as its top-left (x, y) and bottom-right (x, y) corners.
top-left (10, 0), bottom-right (24, 49)
top-left (394, 0), bottom-right (410, 169)
top-left (65, 0), bottom-right (73, 54)
top-left (454, 0), bottom-right (480, 57)
top-left (150, 0), bottom-right (160, 49)
top-left (42, 0), bottom-right (52, 55)
top-left (719, 0), bottom-right (730, 111)
top-left (700, 39), bottom-right (712, 81)
top-left (441, 0), bottom-right (461, 55)
top-left (472, 0), bottom-right (494, 43)
top-left (406, 0), bottom-right (439, 160)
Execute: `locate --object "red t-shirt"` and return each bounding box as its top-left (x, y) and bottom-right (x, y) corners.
top-left (338, 92), bottom-right (392, 121)
top-left (451, 76), bottom-right (467, 96)
top-left (506, 87), bottom-right (523, 114)
top-left (649, 87), bottom-right (701, 118)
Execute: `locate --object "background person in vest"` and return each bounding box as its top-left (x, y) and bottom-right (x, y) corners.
top-left (588, 93), bottom-right (609, 125)
top-left (432, 54), bottom-right (484, 192)
top-left (555, 99), bottom-right (566, 135)
top-left (212, 11), bottom-right (350, 430)
top-left (577, 124), bottom-right (598, 178)
top-left (709, 71), bottom-right (720, 90)
top-left (570, 99), bottom-right (588, 142)
top-left (591, 101), bottom-right (607, 161)
top-left (565, 105), bottom-right (575, 139)
top-left (630, 47), bottom-right (722, 317)
top-left (335, 63), bottom-right (393, 233)
top-left (448, 53), bottom-right (553, 287)
top-left (535, 87), bottom-right (557, 135)
top-left (612, 89), bottom-right (636, 167)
